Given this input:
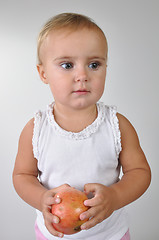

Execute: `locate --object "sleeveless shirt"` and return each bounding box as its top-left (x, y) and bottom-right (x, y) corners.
top-left (32, 102), bottom-right (129, 240)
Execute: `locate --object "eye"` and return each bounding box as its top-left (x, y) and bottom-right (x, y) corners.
top-left (88, 62), bottom-right (100, 70)
top-left (61, 62), bottom-right (73, 70)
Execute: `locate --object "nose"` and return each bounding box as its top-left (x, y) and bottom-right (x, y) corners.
top-left (74, 66), bottom-right (88, 82)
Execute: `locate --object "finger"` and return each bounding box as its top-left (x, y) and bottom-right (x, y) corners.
top-left (44, 195), bottom-right (61, 206)
top-left (45, 220), bottom-right (64, 238)
top-left (80, 206), bottom-right (99, 221)
top-left (54, 184), bottom-right (71, 193)
top-left (46, 184), bottom-right (71, 200)
top-left (84, 183), bottom-right (99, 195)
top-left (81, 212), bottom-right (103, 230)
top-left (84, 190), bottom-right (105, 207)
top-left (83, 197), bottom-right (99, 207)
top-left (43, 207), bottom-right (60, 224)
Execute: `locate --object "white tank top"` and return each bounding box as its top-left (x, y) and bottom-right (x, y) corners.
top-left (32, 102), bottom-right (129, 240)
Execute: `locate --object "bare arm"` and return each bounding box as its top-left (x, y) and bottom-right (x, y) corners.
top-left (12, 118), bottom-right (47, 211)
top-left (110, 113), bottom-right (151, 209)
top-left (80, 113), bottom-right (151, 230)
top-left (12, 119), bottom-right (67, 238)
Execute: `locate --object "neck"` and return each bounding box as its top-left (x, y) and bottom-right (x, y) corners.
top-left (53, 103), bottom-right (97, 132)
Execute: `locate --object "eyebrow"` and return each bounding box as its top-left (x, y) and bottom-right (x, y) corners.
top-left (53, 57), bottom-right (73, 61)
top-left (88, 56), bottom-right (106, 61)
top-left (53, 56), bottom-right (106, 61)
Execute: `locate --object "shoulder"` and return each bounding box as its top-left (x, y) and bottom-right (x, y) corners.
top-left (101, 103), bottom-right (137, 146)
top-left (19, 108), bottom-right (46, 143)
top-left (18, 118), bottom-right (35, 150)
top-left (117, 113), bottom-right (135, 133)
top-left (14, 118), bottom-right (38, 177)
top-left (19, 118), bottom-right (34, 140)
top-left (117, 113), bottom-right (134, 129)
top-left (116, 113), bottom-right (140, 149)
top-left (18, 109), bottom-right (43, 152)
top-left (116, 113), bottom-right (151, 178)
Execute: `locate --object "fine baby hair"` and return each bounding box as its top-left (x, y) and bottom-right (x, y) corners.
top-left (37, 12), bottom-right (108, 65)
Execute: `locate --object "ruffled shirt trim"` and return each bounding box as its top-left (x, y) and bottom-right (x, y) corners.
top-left (109, 106), bottom-right (122, 158)
top-left (46, 102), bottom-right (106, 140)
top-left (32, 102), bottom-right (122, 159)
top-left (32, 110), bottom-right (42, 159)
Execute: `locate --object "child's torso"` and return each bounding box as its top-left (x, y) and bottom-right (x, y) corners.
top-left (33, 102), bottom-right (128, 240)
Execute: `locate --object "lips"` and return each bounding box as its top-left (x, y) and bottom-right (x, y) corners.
top-left (73, 89), bottom-right (89, 93)
top-left (72, 89), bottom-right (90, 95)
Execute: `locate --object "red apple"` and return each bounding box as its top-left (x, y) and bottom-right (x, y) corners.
top-left (51, 188), bottom-right (89, 235)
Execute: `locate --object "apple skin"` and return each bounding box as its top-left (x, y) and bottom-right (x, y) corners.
top-left (51, 188), bottom-right (89, 235)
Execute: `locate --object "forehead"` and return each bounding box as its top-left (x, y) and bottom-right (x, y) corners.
top-left (40, 28), bottom-right (107, 61)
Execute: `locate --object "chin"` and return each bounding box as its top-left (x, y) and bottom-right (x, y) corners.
top-left (72, 100), bottom-right (97, 110)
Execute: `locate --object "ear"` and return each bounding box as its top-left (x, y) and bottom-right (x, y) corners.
top-left (37, 64), bottom-right (48, 84)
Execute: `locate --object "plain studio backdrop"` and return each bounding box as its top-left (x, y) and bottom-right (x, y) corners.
top-left (0, 0), bottom-right (158, 239)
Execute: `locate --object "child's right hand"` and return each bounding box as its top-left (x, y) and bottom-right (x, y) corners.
top-left (40, 184), bottom-right (71, 238)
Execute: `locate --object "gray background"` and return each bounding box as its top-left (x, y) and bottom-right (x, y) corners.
top-left (0, 0), bottom-right (158, 239)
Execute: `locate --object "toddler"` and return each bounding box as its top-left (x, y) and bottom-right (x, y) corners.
top-left (13, 13), bottom-right (151, 240)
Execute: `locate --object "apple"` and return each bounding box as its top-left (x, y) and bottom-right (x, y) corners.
top-left (51, 187), bottom-right (89, 235)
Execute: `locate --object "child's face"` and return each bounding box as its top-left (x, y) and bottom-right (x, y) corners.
top-left (37, 28), bottom-right (107, 110)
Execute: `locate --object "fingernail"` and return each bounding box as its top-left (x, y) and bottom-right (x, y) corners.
top-left (81, 225), bottom-right (87, 230)
top-left (58, 233), bottom-right (63, 238)
top-left (55, 197), bottom-right (61, 203)
top-left (80, 214), bottom-right (85, 221)
top-left (53, 218), bottom-right (59, 224)
top-left (84, 200), bottom-right (88, 206)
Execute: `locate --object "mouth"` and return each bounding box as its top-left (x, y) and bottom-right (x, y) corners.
top-left (72, 89), bottom-right (90, 95)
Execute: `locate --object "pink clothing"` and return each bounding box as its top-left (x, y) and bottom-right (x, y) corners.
top-left (120, 230), bottom-right (130, 240)
top-left (35, 223), bottom-right (130, 240)
top-left (35, 223), bottom-right (47, 240)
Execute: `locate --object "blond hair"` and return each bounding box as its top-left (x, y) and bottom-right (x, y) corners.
top-left (37, 13), bottom-right (108, 64)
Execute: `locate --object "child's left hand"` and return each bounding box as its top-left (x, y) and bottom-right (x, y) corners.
top-left (80, 183), bottom-right (117, 230)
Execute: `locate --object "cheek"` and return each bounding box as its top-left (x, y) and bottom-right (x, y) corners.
top-left (97, 71), bottom-right (106, 91)
top-left (49, 82), bottom-right (62, 97)
top-left (93, 76), bottom-right (106, 93)
top-left (49, 76), bottom-right (70, 98)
